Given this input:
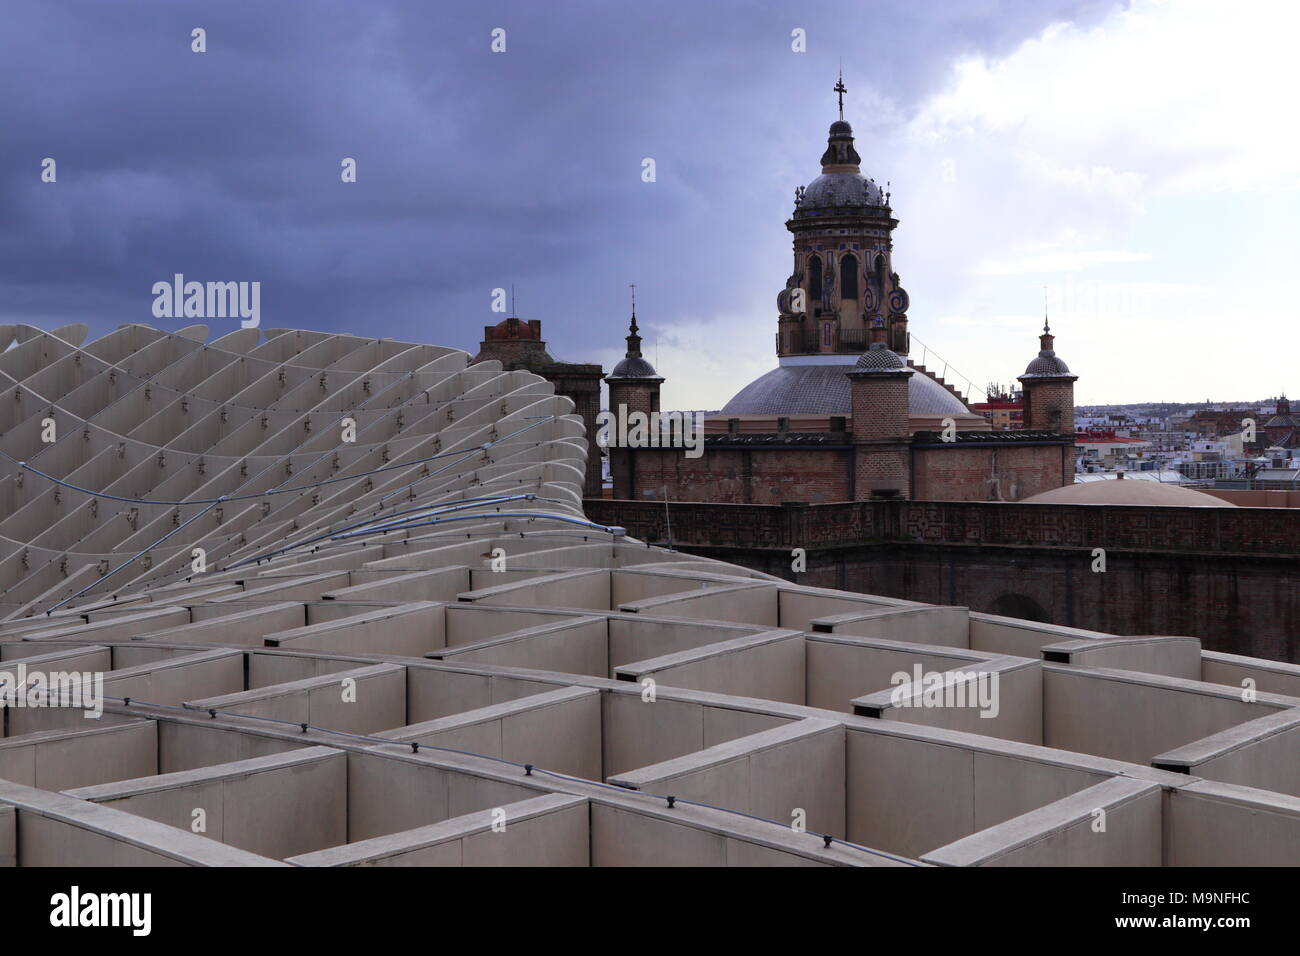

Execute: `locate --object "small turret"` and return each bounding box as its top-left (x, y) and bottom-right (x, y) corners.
top-left (1017, 316), bottom-right (1077, 435)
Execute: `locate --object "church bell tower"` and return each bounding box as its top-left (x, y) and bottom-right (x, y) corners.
top-left (777, 74), bottom-right (911, 359)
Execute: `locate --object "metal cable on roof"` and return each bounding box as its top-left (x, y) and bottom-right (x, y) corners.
top-left (44, 499), bottom-right (224, 614)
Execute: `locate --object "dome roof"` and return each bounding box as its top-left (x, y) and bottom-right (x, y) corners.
top-left (608, 355), bottom-right (660, 380)
top-left (852, 343), bottom-right (906, 370)
top-left (1020, 480), bottom-right (1235, 507)
top-left (1023, 351), bottom-right (1071, 376)
top-left (799, 171), bottom-right (884, 209)
top-left (1019, 325), bottom-right (1075, 379)
top-left (720, 359), bottom-right (971, 417)
top-left (606, 312), bottom-right (662, 381)
top-left (792, 118), bottom-right (887, 216)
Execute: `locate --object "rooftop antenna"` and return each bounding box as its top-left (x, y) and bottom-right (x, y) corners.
top-left (628, 282), bottom-right (638, 340)
top-left (510, 284), bottom-right (517, 318)
top-left (834, 64), bottom-right (847, 121)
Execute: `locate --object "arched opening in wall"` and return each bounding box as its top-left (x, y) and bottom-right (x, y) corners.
top-left (990, 593), bottom-right (1051, 623)
top-left (808, 255), bottom-right (823, 307)
top-left (840, 253), bottom-right (858, 300)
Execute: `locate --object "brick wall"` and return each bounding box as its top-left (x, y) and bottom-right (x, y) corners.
top-left (629, 446), bottom-right (852, 504)
top-left (473, 339), bottom-right (548, 366)
top-left (608, 382), bottom-right (661, 499)
top-left (624, 433), bottom-right (1068, 504)
top-left (1023, 380), bottom-right (1075, 433)
top-left (584, 497), bottom-right (1300, 658)
top-left (588, 497), bottom-right (1300, 556)
top-left (608, 382), bottom-right (659, 418)
top-left (849, 373), bottom-right (909, 440)
top-left (848, 372), bottom-right (911, 498)
top-left (912, 444), bottom-right (1069, 501)
top-left (839, 544), bottom-right (1299, 662)
top-left (853, 445), bottom-right (909, 498)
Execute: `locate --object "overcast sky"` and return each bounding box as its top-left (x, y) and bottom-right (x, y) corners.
top-left (3, 0), bottom-right (1295, 408)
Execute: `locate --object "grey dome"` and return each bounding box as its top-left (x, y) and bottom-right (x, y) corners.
top-left (720, 361), bottom-right (970, 417)
top-left (1019, 326), bottom-right (1075, 380)
top-left (1022, 351), bottom-right (1071, 377)
top-left (799, 171), bottom-right (884, 209)
top-left (853, 344), bottom-right (906, 370)
top-left (608, 355), bottom-right (660, 380)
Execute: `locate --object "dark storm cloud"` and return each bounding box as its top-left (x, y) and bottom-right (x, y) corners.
top-left (0, 0), bottom-right (1123, 358)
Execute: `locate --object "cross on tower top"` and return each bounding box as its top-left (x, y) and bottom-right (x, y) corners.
top-left (834, 70), bottom-right (847, 121)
